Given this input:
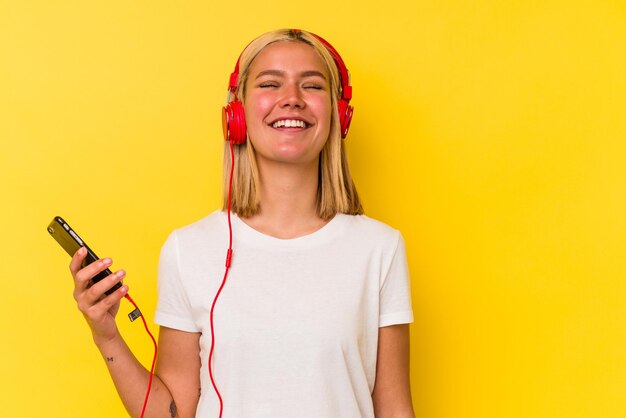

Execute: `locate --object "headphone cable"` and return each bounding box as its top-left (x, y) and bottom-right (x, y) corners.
top-left (208, 139), bottom-right (235, 417)
top-left (121, 141), bottom-right (234, 418)
top-left (123, 293), bottom-right (158, 418)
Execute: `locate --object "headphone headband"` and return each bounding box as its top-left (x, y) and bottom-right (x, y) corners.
top-left (227, 30), bottom-right (352, 102)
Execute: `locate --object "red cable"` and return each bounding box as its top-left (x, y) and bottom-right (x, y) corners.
top-left (208, 140), bottom-right (235, 417)
top-left (122, 141), bottom-right (234, 418)
top-left (124, 293), bottom-right (158, 418)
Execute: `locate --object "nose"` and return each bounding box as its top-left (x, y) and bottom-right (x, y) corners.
top-left (279, 83), bottom-right (305, 109)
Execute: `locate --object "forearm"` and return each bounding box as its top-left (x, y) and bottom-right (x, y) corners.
top-left (96, 332), bottom-right (176, 418)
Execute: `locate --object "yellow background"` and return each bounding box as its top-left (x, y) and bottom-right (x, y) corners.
top-left (1, 1), bottom-right (625, 417)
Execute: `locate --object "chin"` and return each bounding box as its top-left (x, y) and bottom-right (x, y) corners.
top-left (260, 150), bottom-right (320, 166)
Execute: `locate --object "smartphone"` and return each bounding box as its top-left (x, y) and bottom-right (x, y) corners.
top-left (47, 216), bottom-right (122, 295)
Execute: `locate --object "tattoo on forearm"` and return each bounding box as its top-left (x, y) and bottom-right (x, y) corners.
top-left (198, 387), bottom-right (201, 398)
top-left (169, 400), bottom-right (177, 418)
top-left (106, 357), bottom-right (114, 362)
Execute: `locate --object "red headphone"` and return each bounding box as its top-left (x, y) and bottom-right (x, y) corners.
top-left (222, 30), bottom-right (354, 145)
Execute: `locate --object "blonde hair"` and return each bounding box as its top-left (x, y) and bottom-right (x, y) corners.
top-left (222, 29), bottom-right (363, 220)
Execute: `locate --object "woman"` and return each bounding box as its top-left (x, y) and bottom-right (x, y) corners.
top-left (70, 29), bottom-right (414, 418)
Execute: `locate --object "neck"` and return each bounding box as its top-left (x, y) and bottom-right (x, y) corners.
top-left (242, 158), bottom-right (328, 239)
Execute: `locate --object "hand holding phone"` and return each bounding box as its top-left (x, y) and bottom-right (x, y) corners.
top-left (48, 215), bottom-right (131, 346)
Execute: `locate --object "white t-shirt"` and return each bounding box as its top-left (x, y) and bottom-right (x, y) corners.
top-left (154, 211), bottom-right (413, 417)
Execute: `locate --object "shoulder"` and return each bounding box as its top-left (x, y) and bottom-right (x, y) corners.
top-left (161, 210), bottom-right (228, 251)
top-left (336, 214), bottom-right (403, 249)
top-left (168, 210), bottom-right (226, 238)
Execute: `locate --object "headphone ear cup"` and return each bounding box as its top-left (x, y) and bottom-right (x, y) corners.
top-left (337, 99), bottom-right (354, 139)
top-left (222, 100), bottom-right (247, 145)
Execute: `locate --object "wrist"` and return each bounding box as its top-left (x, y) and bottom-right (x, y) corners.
top-left (93, 327), bottom-right (122, 349)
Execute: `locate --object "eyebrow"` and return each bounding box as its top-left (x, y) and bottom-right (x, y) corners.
top-left (254, 69), bottom-right (327, 80)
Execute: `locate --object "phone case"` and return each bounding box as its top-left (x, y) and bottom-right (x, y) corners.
top-left (47, 216), bottom-right (122, 295)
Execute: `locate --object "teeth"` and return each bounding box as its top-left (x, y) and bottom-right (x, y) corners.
top-left (272, 119), bottom-right (306, 128)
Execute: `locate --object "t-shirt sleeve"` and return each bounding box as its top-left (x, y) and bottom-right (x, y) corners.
top-left (379, 233), bottom-right (414, 327)
top-left (154, 231), bottom-right (199, 332)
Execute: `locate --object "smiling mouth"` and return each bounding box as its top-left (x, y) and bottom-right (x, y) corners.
top-left (270, 119), bottom-right (311, 129)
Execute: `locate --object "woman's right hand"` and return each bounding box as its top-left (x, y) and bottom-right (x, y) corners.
top-left (69, 247), bottom-right (129, 346)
